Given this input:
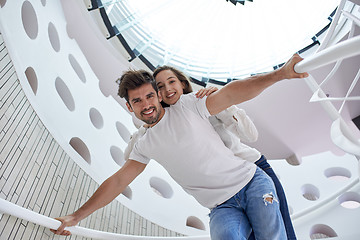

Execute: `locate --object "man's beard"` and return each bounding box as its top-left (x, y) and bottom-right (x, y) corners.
top-left (140, 106), bottom-right (161, 125)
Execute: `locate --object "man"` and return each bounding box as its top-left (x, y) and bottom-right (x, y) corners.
top-left (52, 54), bottom-right (308, 239)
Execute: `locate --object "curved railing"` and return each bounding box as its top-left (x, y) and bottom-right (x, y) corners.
top-left (294, 36), bottom-right (360, 156)
top-left (294, 35), bottom-right (360, 74)
top-left (294, 0), bottom-right (360, 158)
top-left (1, 1), bottom-right (359, 239)
top-left (0, 197), bottom-right (210, 240)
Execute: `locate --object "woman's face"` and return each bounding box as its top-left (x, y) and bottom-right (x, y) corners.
top-left (155, 69), bottom-right (185, 105)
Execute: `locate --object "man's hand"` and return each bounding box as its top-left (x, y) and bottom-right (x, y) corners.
top-left (49, 160), bottom-right (146, 236)
top-left (279, 53), bottom-right (309, 79)
top-left (50, 215), bottom-right (79, 236)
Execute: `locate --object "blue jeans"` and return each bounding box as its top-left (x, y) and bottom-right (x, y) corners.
top-left (250, 156), bottom-right (297, 240)
top-left (209, 167), bottom-right (287, 240)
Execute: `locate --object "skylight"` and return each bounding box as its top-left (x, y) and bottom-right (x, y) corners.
top-left (101, 0), bottom-right (339, 83)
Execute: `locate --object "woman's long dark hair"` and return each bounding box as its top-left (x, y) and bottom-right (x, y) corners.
top-left (153, 66), bottom-right (193, 107)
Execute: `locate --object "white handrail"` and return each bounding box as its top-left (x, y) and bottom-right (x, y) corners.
top-left (342, 10), bottom-right (360, 26)
top-left (316, 0), bottom-right (347, 52)
top-left (294, 0), bottom-right (360, 158)
top-left (0, 198), bottom-right (210, 240)
top-left (294, 35), bottom-right (360, 73)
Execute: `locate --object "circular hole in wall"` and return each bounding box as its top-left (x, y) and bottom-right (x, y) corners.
top-left (48, 22), bottom-right (60, 52)
top-left (149, 177), bottom-right (173, 199)
top-left (324, 167), bottom-right (351, 181)
top-left (116, 121), bottom-right (131, 143)
top-left (21, 1), bottom-right (38, 39)
top-left (68, 54), bottom-right (86, 83)
top-left (41, 0), bottom-right (46, 6)
top-left (309, 224), bottom-right (337, 239)
top-left (301, 184), bottom-right (320, 201)
top-left (0, 0), bottom-right (6, 8)
top-left (89, 108), bottom-right (104, 129)
top-left (69, 137), bottom-right (91, 164)
top-left (55, 77), bottom-right (75, 111)
top-left (338, 192), bottom-right (360, 209)
top-left (66, 23), bottom-right (75, 39)
top-left (110, 146), bottom-right (125, 166)
top-left (121, 186), bottom-right (132, 200)
top-left (186, 216), bottom-right (206, 231)
top-left (24, 67), bottom-right (38, 94)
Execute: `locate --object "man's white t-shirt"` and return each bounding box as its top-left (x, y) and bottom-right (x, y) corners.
top-left (129, 93), bottom-right (257, 209)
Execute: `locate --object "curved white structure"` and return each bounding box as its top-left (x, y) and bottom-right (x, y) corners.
top-left (0, 0), bottom-right (360, 239)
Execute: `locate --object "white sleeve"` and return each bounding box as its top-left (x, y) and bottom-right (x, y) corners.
top-left (129, 143), bottom-right (151, 165)
top-left (124, 126), bottom-right (146, 161)
top-left (215, 105), bottom-right (258, 143)
top-left (179, 93), bottom-right (211, 120)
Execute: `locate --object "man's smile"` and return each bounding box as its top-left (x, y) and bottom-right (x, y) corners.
top-left (141, 107), bottom-right (155, 116)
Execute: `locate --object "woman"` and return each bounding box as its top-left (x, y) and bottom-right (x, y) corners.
top-left (124, 66), bottom-right (296, 240)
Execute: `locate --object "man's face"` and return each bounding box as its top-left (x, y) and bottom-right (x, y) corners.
top-left (126, 83), bottom-right (164, 127)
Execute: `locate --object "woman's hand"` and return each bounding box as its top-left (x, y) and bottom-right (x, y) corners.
top-left (195, 86), bottom-right (218, 98)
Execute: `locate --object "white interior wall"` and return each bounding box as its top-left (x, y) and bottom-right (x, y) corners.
top-left (0, 0), bottom-right (359, 239)
top-left (0, 0), bottom-right (209, 236)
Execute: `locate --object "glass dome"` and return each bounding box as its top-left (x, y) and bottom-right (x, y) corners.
top-left (101, 0), bottom-right (339, 83)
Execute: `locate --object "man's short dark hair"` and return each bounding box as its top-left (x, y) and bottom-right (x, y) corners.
top-left (116, 69), bottom-right (158, 102)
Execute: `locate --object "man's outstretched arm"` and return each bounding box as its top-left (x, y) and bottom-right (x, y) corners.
top-left (50, 160), bottom-right (146, 236)
top-left (206, 54), bottom-right (309, 115)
